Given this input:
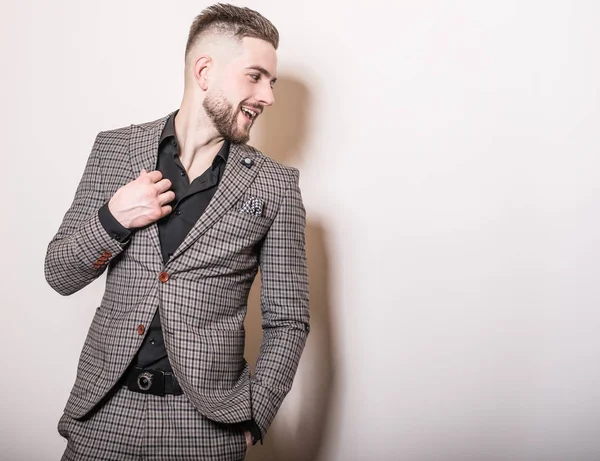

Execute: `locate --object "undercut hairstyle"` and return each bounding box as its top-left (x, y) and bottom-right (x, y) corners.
top-left (185, 3), bottom-right (279, 58)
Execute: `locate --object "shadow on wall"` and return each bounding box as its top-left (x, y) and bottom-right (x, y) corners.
top-left (243, 75), bottom-right (337, 461)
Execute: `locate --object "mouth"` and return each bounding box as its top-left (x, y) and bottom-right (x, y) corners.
top-left (240, 106), bottom-right (260, 122)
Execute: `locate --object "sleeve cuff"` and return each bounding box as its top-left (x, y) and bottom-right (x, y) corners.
top-left (243, 419), bottom-right (263, 445)
top-left (98, 201), bottom-right (131, 243)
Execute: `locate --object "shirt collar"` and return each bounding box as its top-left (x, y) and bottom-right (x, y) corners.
top-left (159, 110), bottom-right (230, 165)
top-left (159, 110), bottom-right (177, 144)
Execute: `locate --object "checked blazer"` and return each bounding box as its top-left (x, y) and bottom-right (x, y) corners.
top-left (45, 113), bottom-right (310, 438)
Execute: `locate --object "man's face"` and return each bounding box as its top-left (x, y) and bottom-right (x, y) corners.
top-left (203, 37), bottom-right (277, 144)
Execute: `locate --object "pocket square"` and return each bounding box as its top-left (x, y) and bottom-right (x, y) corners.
top-left (240, 197), bottom-right (264, 217)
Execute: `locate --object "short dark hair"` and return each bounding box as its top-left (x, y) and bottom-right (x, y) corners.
top-left (185, 3), bottom-right (279, 58)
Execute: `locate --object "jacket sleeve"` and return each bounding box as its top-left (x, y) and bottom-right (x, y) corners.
top-left (44, 133), bottom-right (127, 296)
top-left (250, 168), bottom-right (310, 438)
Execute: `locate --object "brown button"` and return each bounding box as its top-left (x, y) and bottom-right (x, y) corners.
top-left (104, 250), bottom-right (112, 258)
top-left (137, 324), bottom-right (145, 335)
top-left (158, 271), bottom-right (169, 283)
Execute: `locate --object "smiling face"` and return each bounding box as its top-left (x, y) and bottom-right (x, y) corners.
top-left (202, 37), bottom-right (277, 144)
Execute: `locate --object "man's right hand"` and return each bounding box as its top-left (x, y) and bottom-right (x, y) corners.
top-left (108, 169), bottom-right (175, 229)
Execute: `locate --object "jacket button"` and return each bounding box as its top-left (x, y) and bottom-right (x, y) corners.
top-left (137, 324), bottom-right (145, 335)
top-left (158, 271), bottom-right (169, 283)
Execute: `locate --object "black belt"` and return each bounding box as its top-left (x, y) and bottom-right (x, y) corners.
top-left (122, 367), bottom-right (183, 396)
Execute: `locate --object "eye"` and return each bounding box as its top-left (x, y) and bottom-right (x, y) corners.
top-left (249, 74), bottom-right (260, 82)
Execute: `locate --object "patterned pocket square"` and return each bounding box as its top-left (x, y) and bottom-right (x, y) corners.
top-left (240, 197), bottom-right (264, 217)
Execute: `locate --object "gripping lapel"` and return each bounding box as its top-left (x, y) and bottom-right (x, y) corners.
top-left (169, 143), bottom-right (264, 262)
top-left (129, 115), bottom-right (171, 261)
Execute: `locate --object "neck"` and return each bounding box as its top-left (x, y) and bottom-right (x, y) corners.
top-left (174, 95), bottom-right (224, 170)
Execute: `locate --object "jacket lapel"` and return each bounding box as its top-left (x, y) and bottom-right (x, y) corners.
top-left (169, 143), bottom-right (264, 262)
top-left (129, 114), bottom-right (172, 261)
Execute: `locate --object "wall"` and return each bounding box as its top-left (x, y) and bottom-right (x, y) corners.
top-left (1, 1), bottom-right (599, 460)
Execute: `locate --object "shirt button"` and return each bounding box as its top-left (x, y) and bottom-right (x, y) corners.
top-left (158, 271), bottom-right (169, 283)
top-left (137, 324), bottom-right (145, 335)
top-left (180, 171), bottom-right (186, 176)
top-left (149, 338), bottom-right (156, 345)
top-left (175, 210), bottom-right (181, 216)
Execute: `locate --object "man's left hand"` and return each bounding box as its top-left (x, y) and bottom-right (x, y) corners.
top-left (244, 430), bottom-right (252, 448)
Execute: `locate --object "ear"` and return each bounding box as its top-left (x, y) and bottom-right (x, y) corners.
top-left (193, 55), bottom-right (211, 91)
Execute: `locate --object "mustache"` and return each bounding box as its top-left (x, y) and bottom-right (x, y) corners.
top-left (239, 102), bottom-right (263, 111)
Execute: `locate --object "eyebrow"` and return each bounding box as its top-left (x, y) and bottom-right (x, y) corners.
top-left (246, 65), bottom-right (277, 84)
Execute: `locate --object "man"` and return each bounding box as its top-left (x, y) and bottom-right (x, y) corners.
top-left (45, 4), bottom-right (310, 460)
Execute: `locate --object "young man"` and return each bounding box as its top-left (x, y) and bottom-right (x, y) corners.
top-left (45, 4), bottom-right (310, 460)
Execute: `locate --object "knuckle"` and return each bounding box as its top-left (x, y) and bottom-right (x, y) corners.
top-left (145, 186), bottom-right (159, 197)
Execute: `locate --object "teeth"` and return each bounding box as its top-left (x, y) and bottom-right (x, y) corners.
top-left (242, 107), bottom-right (257, 119)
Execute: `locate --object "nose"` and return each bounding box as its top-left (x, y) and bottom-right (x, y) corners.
top-left (257, 83), bottom-right (275, 106)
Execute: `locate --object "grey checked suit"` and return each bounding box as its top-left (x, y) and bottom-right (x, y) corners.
top-left (45, 113), bottom-right (310, 456)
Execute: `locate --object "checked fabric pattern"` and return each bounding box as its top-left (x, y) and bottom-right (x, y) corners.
top-left (44, 113), bottom-right (310, 440)
top-left (58, 387), bottom-right (248, 460)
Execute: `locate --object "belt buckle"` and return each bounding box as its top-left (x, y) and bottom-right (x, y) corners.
top-left (137, 371), bottom-right (154, 391)
top-left (127, 368), bottom-right (165, 396)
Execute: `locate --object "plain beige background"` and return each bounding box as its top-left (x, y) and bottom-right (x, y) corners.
top-left (2, 1), bottom-right (600, 460)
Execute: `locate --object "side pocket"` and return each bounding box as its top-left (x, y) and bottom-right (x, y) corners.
top-left (231, 425), bottom-right (248, 459)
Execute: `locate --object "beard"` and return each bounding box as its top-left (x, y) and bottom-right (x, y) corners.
top-left (203, 89), bottom-right (251, 144)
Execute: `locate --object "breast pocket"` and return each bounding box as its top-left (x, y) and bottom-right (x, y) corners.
top-left (217, 210), bottom-right (272, 244)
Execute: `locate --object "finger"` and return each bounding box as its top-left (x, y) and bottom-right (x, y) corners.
top-left (144, 170), bottom-right (163, 183)
top-left (158, 190), bottom-right (176, 206)
top-left (160, 205), bottom-right (173, 218)
top-left (153, 178), bottom-right (172, 194)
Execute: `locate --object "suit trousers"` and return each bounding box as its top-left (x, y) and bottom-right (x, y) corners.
top-left (58, 386), bottom-right (248, 460)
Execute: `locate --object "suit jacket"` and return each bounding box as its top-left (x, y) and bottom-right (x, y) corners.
top-left (44, 113), bottom-right (310, 438)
